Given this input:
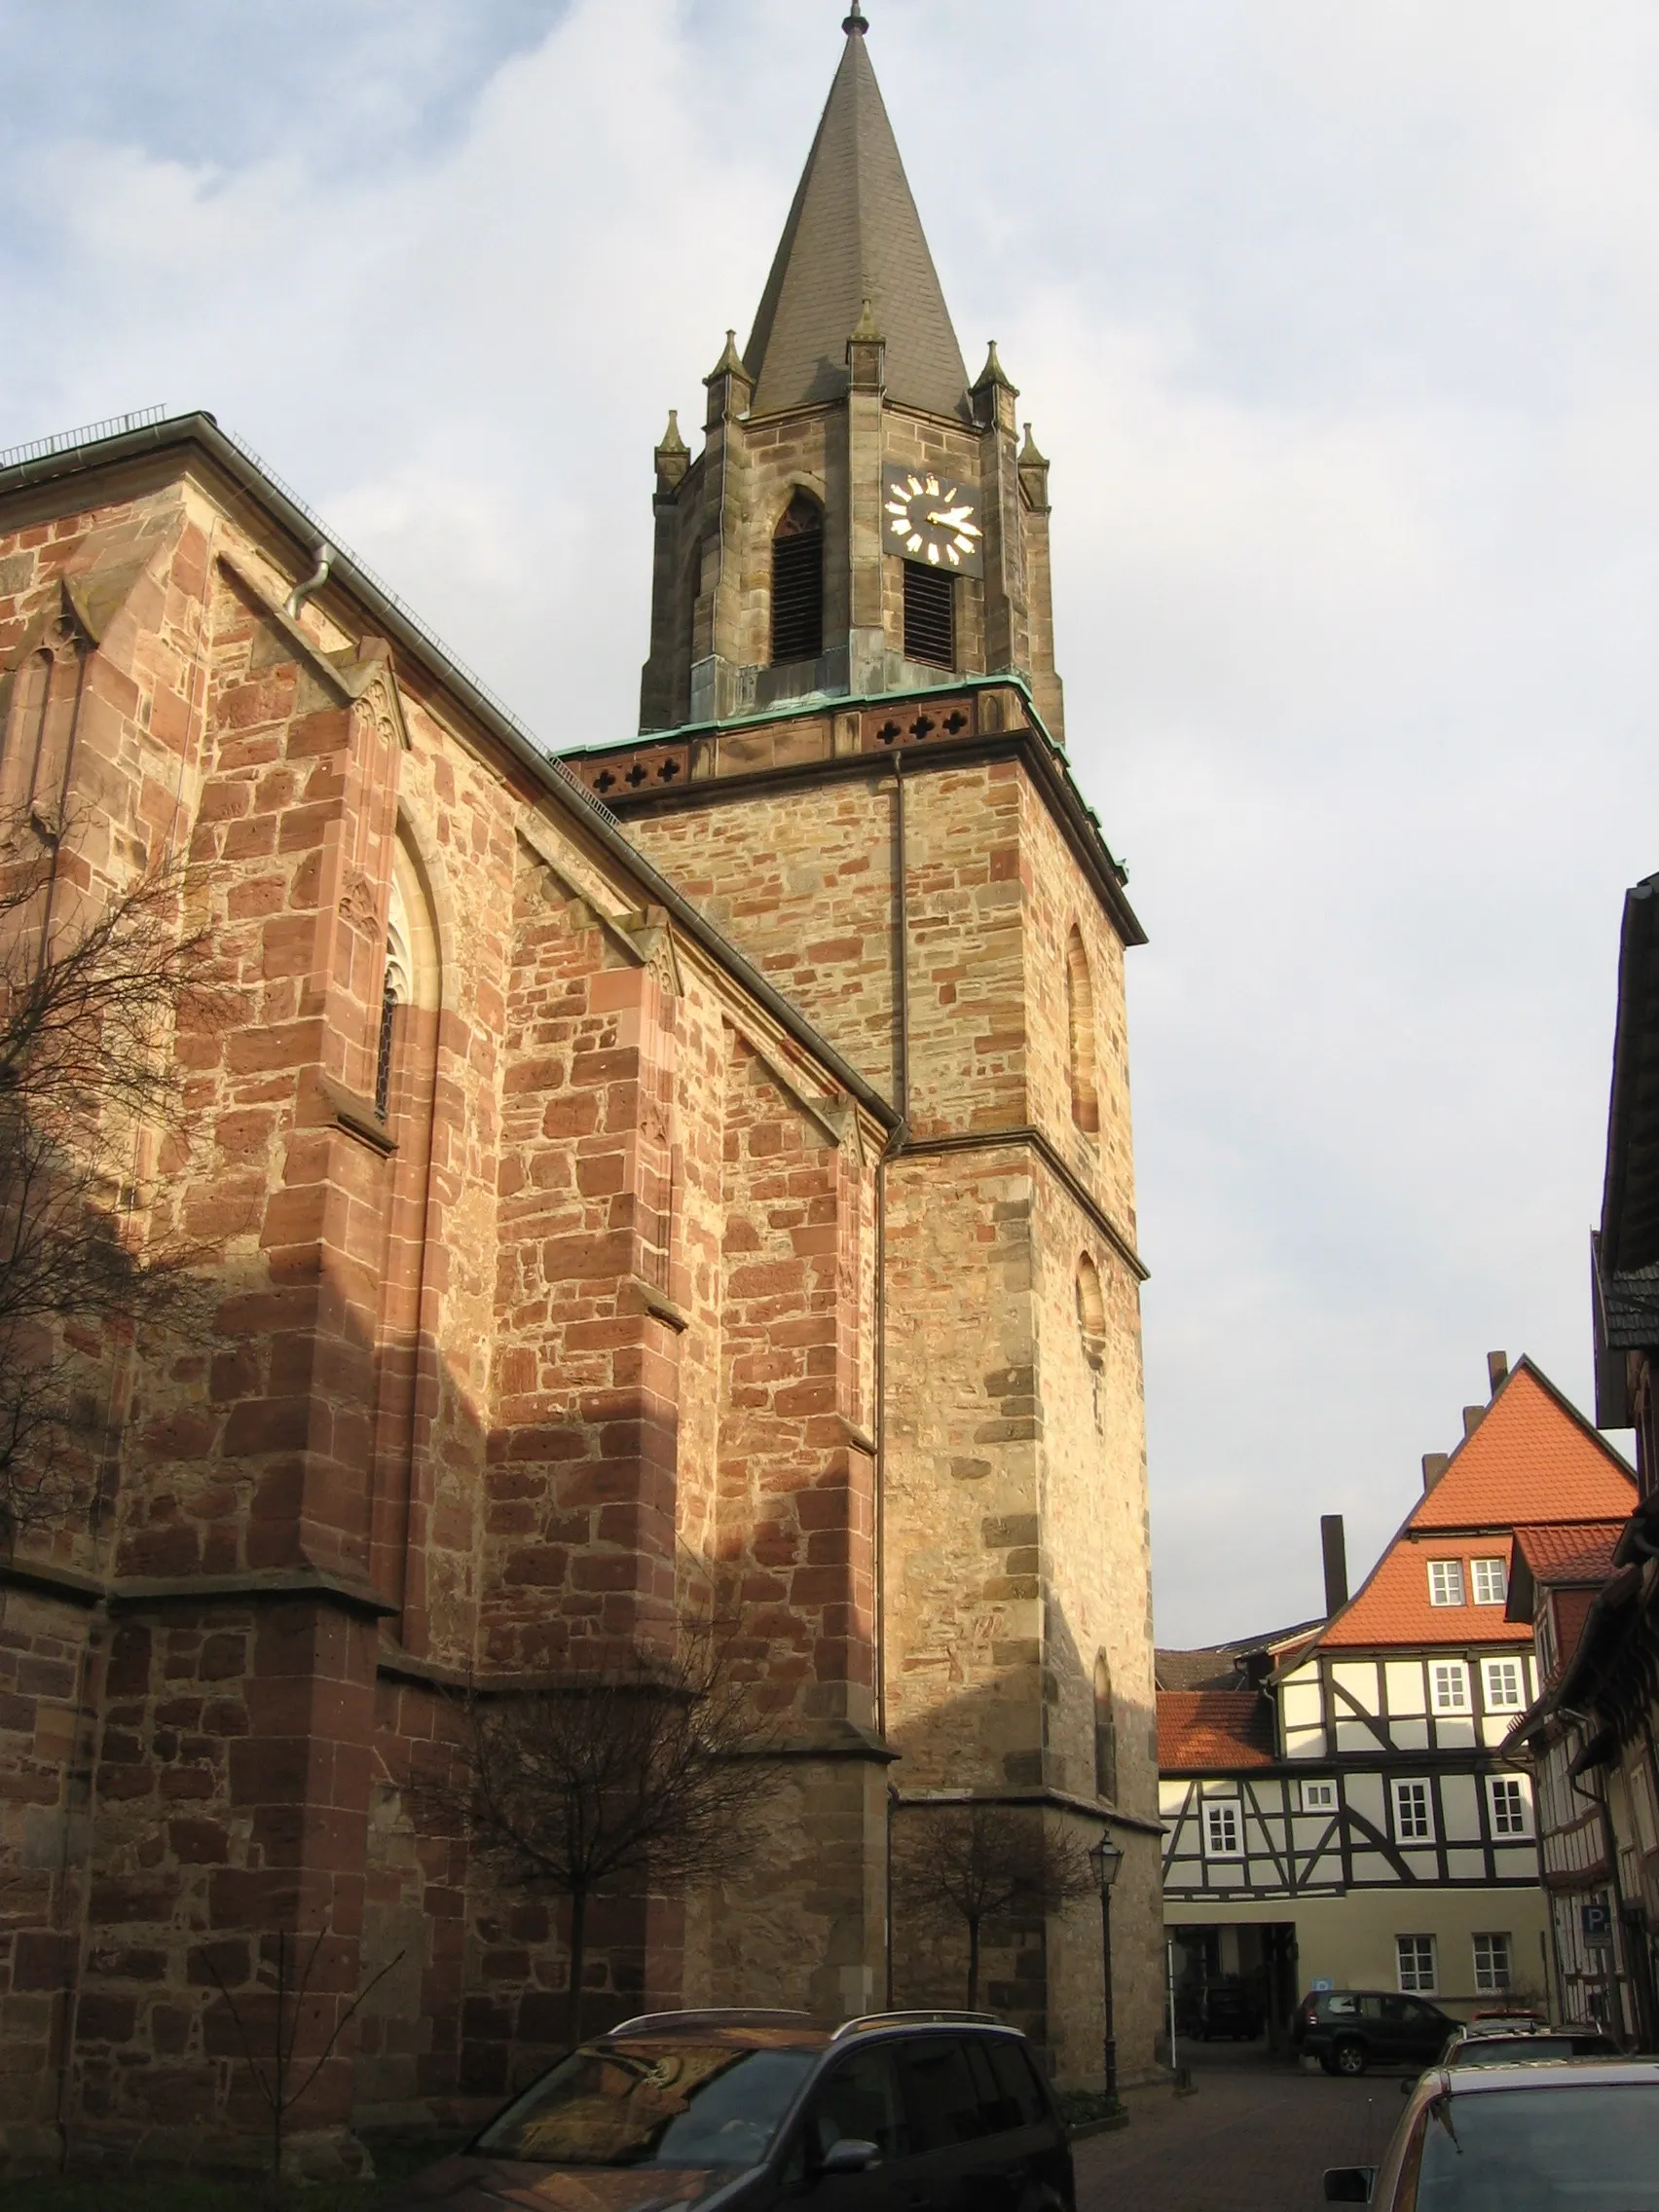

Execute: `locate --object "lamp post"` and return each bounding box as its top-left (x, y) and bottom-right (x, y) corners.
top-left (1088, 1830), bottom-right (1124, 2104)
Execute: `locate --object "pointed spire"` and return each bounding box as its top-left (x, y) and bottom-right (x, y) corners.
top-left (973, 340), bottom-right (1017, 393)
top-left (1017, 422), bottom-right (1051, 511)
top-left (742, 31), bottom-right (970, 420)
top-left (847, 295), bottom-right (886, 393)
top-left (707, 329), bottom-right (746, 382)
top-left (704, 329), bottom-right (754, 427)
top-left (654, 408), bottom-right (690, 493)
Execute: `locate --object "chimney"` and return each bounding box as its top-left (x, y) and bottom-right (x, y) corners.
top-left (1320, 1514), bottom-right (1348, 1618)
top-left (1422, 1452), bottom-right (1450, 1492)
top-left (1463, 1405), bottom-right (1485, 1440)
top-left (1487, 1349), bottom-right (1509, 1397)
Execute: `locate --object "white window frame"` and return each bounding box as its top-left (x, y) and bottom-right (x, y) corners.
top-left (1204, 1801), bottom-right (1242, 1858)
top-left (1430, 1660), bottom-right (1470, 1714)
top-left (1481, 1657), bottom-right (1526, 1714)
top-left (1488, 1774), bottom-right (1530, 1838)
top-left (1300, 1779), bottom-right (1338, 1813)
top-left (1472, 1933), bottom-right (1512, 1994)
top-left (1428, 1559), bottom-right (1466, 1607)
top-left (1470, 1557), bottom-right (1508, 1605)
top-left (1392, 1777), bottom-right (1435, 1842)
top-left (1396, 1934), bottom-right (1438, 1994)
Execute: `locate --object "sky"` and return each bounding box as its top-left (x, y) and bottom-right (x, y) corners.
top-left (4, 0), bottom-right (1657, 1647)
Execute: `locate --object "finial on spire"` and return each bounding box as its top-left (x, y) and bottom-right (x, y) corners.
top-left (850, 296), bottom-right (881, 343)
top-left (657, 408), bottom-right (688, 456)
top-left (973, 340), bottom-right (1015, 392)
top-left (707, 329), bottom-right (747, 382)
top-left (1018, 421), bottom-right (1048, 465)
top-left (843, 2), bottom-right (868, 34)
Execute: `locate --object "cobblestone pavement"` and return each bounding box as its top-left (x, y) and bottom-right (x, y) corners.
top-left (1074, 2045), bottom-right (1411, 2212)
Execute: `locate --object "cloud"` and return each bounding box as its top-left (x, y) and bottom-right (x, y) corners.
top-left (3, 0), bottom-right (1656, 1645)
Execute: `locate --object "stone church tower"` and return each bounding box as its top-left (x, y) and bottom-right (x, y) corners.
top-left (0, 10), bottom-right (1159, 2178)
top-left (568, 8), bottom-right (1161, 2078)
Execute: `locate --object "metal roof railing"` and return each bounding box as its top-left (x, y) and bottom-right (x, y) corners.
top-left (0, 403), bottom-right (169, 472)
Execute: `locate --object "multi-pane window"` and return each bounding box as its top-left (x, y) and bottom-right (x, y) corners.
top-left (1488, 1776), bottom-right (1530, 1837)
top-left (1393, 1779), bottom-right (1434, 1841)
top-left (1481, 1657), bottom-right (1526, 1713)
top-left (1396, 1935), bottom-right (1437, 1994)
top-left (1427, 1560), bottom-right (1466, 1606)
top-left (1204, 1802), bottom-right (1242, 1858)
top-left (1430, 1661), bottom-right (1470, 1714)
top-left (1472, 1934), bottom-right (1512, 1994)
top-left (1470, 1557), bottom-right (1508, 1605)
top-left (1301, 1780), bottom-right (1338, 1813)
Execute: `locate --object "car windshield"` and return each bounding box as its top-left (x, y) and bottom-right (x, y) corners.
top-left (1417, 2083), bottom-right (1659, 2210)
top-left (475, 2042), bottom-right (818, 2168)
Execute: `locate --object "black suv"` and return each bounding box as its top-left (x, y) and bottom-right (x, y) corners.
top-left (388, 2008), bottom-right (1076, 2212)
top-left (1292, 1990), bottom-right (1456, 2077)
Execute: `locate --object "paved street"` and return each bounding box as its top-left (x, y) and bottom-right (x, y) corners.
top-left (1074, 2044), bottom-right (1407, 2212)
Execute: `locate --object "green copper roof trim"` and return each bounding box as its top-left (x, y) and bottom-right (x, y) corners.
top-left (574, 670), bottom-right (1057, 756)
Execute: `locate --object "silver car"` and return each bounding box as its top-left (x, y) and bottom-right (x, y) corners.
top-left (1324, 2057), bottom-right (1659, 2207)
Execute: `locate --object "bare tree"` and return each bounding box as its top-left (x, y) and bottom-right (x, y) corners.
top-left (892, 1803), bottom-right (1099, 2011)
top-left (0, 811), bottom-right (209, 1545)
top-left (447, 1629), bottom-right (775, 2050)
top-left (203, 1918), bottom-right (402, 2205)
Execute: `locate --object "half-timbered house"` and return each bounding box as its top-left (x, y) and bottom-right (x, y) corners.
top-left (1160, 1353), bottom-right (1638, 2032)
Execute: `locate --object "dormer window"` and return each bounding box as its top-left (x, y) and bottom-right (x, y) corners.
top-left (771, 493), bottom-right (824, 664)
top-left (1470, 1557), bottom-right (1507, 1605)
top-left (1427, 1559), bottom-right (1465, 1607)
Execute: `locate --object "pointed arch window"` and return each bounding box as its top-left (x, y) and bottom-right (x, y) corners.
top-left (771, 493), bottom-right (824, 665)
top-left (1065, 927), bottom-right (1099, 1134)
top-left (377, 874), bottom-right (413, 1121)
top-left (1076, 1251), bottom-right (1106, 1368)
top-left (1093, 1653), bottom-right (1118, 1803)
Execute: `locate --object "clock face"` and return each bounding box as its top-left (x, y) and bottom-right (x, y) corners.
top-left (881, 465), bottom-right (984, 576)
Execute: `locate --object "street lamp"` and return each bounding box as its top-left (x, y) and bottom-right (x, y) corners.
top-left (1088, 1830), bottom-right (1124, 2104)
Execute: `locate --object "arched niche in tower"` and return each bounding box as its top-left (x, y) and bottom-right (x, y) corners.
top-left (1093, 1650), bottom-right (1118, 1804)
top-left (770, 491), bottom-right (825, 666)
top-left (1076, 1250), bottom-right (1106, 1370)
top-left (1065, 925), bottom-right (1099, 1135)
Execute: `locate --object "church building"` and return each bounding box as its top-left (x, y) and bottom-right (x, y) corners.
top-left (0, 12), bottom-right (1158, 2175)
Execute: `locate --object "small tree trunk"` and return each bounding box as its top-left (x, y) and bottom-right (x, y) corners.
top-left (966, 1915), bottom-right (980, 2011)
top-left (567, 1887), bottom-right (589, 2053)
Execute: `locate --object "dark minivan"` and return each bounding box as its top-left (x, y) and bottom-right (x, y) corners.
top-left (1292, 1990), bottom-right (1456, 2076)
top-left (387, 2008), bottom-right (1075, 2212)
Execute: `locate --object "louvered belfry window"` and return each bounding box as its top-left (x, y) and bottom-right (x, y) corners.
top-left (770, 493), bottom-right (824, 665)
top-left (903, 561), bottom-right (954, 669)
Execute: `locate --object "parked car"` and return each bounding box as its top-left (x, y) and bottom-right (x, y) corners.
top-left (385, 2008), bottom-right (1076, 2212)
top-left (1194, 1983), bottom-right (1263, 2042)
top-left (1323, 2056), bottom-right (1659, 2205)
top-left (1439, 2023), bottom-right (1620, 2068)
top-left (1291, 1990), bottom-right (1456, 2077)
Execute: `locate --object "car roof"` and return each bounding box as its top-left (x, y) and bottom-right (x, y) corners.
top-left (596, 2008), bottom-right (1025, 2053)
top-left (1427, 2058), bottom-right (1659, 2095)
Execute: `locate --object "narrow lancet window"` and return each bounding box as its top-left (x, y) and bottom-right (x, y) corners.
top-left (1094, 1653), bottom-right (1118, 1802)
top-left (771, 493), bottom-right (824, 664)
top-left (1066, 927), bottom-right (1099, 1134)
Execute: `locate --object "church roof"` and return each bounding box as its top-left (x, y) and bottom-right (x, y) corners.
top-left (743, 25), bottom-right (972, 423)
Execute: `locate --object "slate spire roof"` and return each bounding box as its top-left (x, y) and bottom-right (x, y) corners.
top-left (743, 21), bottom-right (972, 423)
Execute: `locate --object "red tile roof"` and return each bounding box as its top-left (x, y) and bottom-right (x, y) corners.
top-left (1313, 1359), bottom-right (1635, 1654)
top-left (1512, 1523), bottom-right (1625, 1586)
top-left (1408, 1363), bottom-right (1635, 1531)
top-left (1319, 1540), bottom-right (1536, 1648)
top-left (1157, 1690), bottom-right (1275, 1771)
